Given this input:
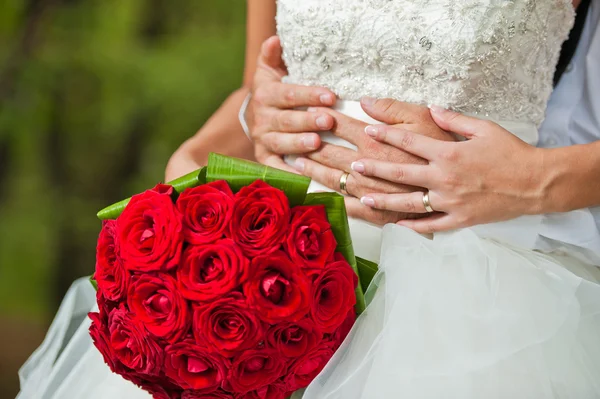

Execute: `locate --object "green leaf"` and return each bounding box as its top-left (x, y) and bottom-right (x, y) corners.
top-left (96, 167), bottom-right (207, 220)
top-left (303, 192), bottom-right (366, 314)
top-left (206, 153), bottom-right (310, 207)
top-left (90, 275), bottom-right (98, 291)
top-left (356, 256), bottom-right (378, 293)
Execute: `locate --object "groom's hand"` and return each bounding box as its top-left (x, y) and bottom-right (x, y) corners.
top-left (296, 98), bottom-right (456, 224)
top-left (247, 36), bottom-right (337, 172)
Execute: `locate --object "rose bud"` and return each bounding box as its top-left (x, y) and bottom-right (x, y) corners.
top-left (178, 240), bottom-right (249, 302)
top-left (229, 349), bottom-right (287, 393)
top-left (244, 252), bottom-right (311, 323)
top-left (284, 205), bottom-right (337, 270)
top-left (310, 257), bottom-right (358, 333)
top-left (127, 273), bottom-right (190, 343)
top-left (108, 306), bottom-right (164, 376)
top-left (227, 180), bottom-right (290, 257)
top-left (266, 319), bottom-right (321, 358)
top-left (164, 340), bottom-right (230, 393)
top-left (176, 181), bottom-right (234, 245)
top-left (284, 342), bottom-right (335, 391)
top-left (193, 293), bottom-right (263, 357)
top-left (117, 184), bottom-right (184, 272)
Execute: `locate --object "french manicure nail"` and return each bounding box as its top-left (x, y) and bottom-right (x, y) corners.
top-left (294, 158), bottom-right (305, 171)
top-left (361, 96), bottom-right (376, 106)
top-left (428, 104), bottom-right (448, 113)
top-left (302, 136), bottom-right (318, 149)
top-left (316, 115), bottom-right (329, 129)
top-left (307, 107), bottom-right (318, 112)
top-left (364, 125), bottom-right (379, 137)
top-left (351, 161), bottom-right (365, 173)
top-left (320, 93), bottom-right (334, 104)
top-left (360, 196), bottom-right (375, 207)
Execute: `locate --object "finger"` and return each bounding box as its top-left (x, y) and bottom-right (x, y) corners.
top-left (363, 125), bottom-right (447, 161)
top-left (360, 97), bottom-right (429, 124)
top-left (429, 106), bottom-right (487, 139)
top-left (294, 157), bottom-right (359, 196)
top-left (350, 159), bottom-right (435, 187)
top-left (269, 109), bottom-right (334, 133)
top-left (309, 108), bottom-right (368, 146)
top-left (345, 197), bottom-right (400, 226)
top-left (396, 213), bottom-right (458, 234)
top-left (255, 82), bottom-right (336, 108)
top-left (307, 143), bottom-right (357, 171)
top-left (359, 192), bottom-right (432, 214)
top-left (259, 36), bottom-right (284, 70)
top-left (261, 153), bottom-right (299, 174)
top-left (261, 132), bottom-right (321, 155)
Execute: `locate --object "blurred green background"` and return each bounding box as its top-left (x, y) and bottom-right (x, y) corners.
top-left (0, 0), bottom-right (245, 396)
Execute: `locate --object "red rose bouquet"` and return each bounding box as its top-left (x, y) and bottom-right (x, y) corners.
top-left (90, 153), bottom-right (376, 399)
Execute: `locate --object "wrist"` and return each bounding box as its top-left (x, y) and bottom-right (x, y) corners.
top-left (536, 146), bottom-right (582, 214)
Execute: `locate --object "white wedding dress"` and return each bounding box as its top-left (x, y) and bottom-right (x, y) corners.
top-left (18, 1), bottom-right (600, 398)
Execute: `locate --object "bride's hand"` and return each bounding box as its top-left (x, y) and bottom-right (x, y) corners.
top-left (352, 106), bottom-right (546, 233)
top-left (294, 98), bottom-right (455, 224)
top-left (247, 36), bottom-right (337, 172)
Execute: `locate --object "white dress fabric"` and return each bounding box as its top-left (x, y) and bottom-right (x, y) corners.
top-left (19, 1), bottom-right (600, 398)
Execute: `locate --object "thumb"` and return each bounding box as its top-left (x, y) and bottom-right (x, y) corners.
top-left (429, 105), bottom-right (485, 139)
top-left (360, 97), bottom-right (413, 124)
top-left (259, 36), bottom-right (284, 70)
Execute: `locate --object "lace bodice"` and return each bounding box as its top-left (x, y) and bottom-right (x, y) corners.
top-left (277, 0), bottom-right (574, 126)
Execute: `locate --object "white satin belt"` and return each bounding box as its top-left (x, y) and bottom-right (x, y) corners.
top-left (285, 100), bottom-right (600, 265)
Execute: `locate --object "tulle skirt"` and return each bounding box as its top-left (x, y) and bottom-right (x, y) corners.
top-left (303, 224), bottom-right (600, 399)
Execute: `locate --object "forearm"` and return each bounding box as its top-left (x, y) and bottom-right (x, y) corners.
top-left (165, 88), bottom-right (254, 181)
top-left (540, 141), bottom-right (600, 213)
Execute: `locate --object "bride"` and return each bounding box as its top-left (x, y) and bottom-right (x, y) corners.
top-left (19, 0), bottom-right (600, 398)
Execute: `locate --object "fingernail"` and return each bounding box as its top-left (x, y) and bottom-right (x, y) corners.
top-left (364, 125), bottom-right (379, 137)
top-left (428, 104), bottom-right (448, 113)
top-left (307, 107), bottom-right (318, 113)
top-left (302, 136), bottom-right (318, 149)
top-left (361, 96), bottom-right (376, 106)
top-left (316, 115), bottom-right (329, 129)
top-left (360, 196), bottom-right (375, 207)
top-left (351, 161), bottom-right (365, 173)
top-left (294, 158), bottom-right (305, 172)
top-left (320, 93), bottom-right (334, 105)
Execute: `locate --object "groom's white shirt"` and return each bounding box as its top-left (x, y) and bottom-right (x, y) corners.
top-left (538, 1), bottom-right (600, 258)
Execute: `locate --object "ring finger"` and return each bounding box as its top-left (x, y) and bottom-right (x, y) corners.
top-left (260, 132), bottom-right (321, 154)
top-left (294, 157), bottom-right (360, 197)
top-left (360, 191), bottom-right (445, 214)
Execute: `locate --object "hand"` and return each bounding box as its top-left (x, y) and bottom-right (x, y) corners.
top-left (293, 98), bottom-right (455, 224)
top-left (352, 106), bottom-right (546, 233)
top-left (247, 36), bottom-right (337, 172)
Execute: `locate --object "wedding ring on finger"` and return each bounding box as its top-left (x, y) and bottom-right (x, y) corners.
top-left (422, 191), bottom-right (435, 213)
top-left (339, 172), bottom-right (350, 195)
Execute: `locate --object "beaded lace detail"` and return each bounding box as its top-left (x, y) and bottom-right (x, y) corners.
top-left (277, 0), bottom-right (574, 126)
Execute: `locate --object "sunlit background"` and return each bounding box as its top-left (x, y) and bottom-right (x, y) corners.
top-left (0, 1), bottom-right (245, 396)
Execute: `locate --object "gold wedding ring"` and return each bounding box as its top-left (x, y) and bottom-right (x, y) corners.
top-left (339, 172), bottom-right (350, 195)
top-left (422, 191), bottom-right (435, 213)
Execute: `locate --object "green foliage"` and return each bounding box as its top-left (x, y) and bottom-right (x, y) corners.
top-left (0, 0), bottom-right (246, 320)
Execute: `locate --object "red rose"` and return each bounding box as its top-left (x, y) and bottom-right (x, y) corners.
top-left (95, 220), bottom-right (129, 301)
top-left (229, 349), bottom-right (287, 393)
top-left (310, 258), bottom-right (358, 333)
top-left (178, 240), bottom-right (249, 301)
top-left (182, 390), bottom-right (234, 399)
top-left (108, 306), bottom-right (164, 375)
top-left (284, 206), bottom-right (336, 270)
top-left (266, 319), bottom-right (321, 358)
top-left (118, 184), bottom-right (183, 272)
top-left (164, 339), bottom-right (229, 392)
top-left (244, 252), bottom-right (311, 323)
top-left (284, 342), bottom-right (334, 391)
top-left (331, 310), bottom-right (356, 349)
top-left (176, 181), bottom-right (234, 245)
top-left (193, 293), bottom-right (263, 357)
top-left (228, 180), bottom-right (290, 257)
top-left (89, 311), bottom-right (120, 372)
top-left (127, 274), bottom-right (190, 343)
top-left (127, 375), bottom-right (181, 399)
top-left (236, 382), bottom-right (288, 399)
